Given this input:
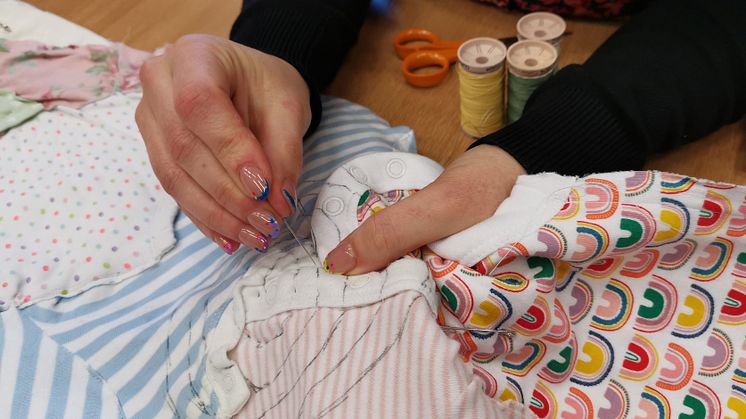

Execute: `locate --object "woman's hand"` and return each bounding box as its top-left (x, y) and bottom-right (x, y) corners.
top-left (135, 34), bottom-right (311, 254)
top-left (322, 145), bottom-right (527, 274)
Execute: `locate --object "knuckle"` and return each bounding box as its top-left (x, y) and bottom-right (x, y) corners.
top-left (174, 82), bottom-right (214, 121)
top-left (156, 166), bottom-right (183, 196)
top-left (167, 131), bottom-right (197, 164)
top-left (212, 132), bottom-right (246, 164)
top-left (367, 212), bottom-right (401, 257)
top-left (212, 180), bottom-right (236, 207)
top-left (138, 58), bottom-right (157, 86)
top-left (203, 208), bottom-right (227, 231)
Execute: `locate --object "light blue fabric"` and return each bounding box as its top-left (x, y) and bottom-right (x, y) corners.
top-left (0, 96), bottom-right (417, 418)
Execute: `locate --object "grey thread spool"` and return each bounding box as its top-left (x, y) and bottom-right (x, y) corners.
top-left (516, 12), bottom-right (566, 56)
top-left (506, 40), bottom-right (558, 124)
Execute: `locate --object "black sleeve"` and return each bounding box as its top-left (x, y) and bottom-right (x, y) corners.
top-left (230, 0), bottom-right (371, 135)
top-left (471, 0), bottom-right (746, 176)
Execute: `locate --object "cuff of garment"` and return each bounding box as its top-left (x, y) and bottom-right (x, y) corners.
top-left (469, 65), bottom-right (646, 176)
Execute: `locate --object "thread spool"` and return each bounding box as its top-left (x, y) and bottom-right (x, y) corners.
top-left (516, 12), bottom-right (566, 55)
top-left (506, 39), bottom-right (557, 124)
top-left (456, 37), bottom-right (507, 138)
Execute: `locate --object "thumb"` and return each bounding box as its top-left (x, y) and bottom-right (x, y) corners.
top-left (322, 185), bottom-right (448, 275)
top-left (322, 145), bottom-right (526, 275)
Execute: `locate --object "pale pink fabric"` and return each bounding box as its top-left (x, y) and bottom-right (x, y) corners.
top-left (0, 39), bottom-right (149, 109)
top-left (229, 291), bottom-right (534, 419)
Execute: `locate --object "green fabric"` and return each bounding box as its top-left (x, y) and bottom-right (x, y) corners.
top-left (0, 91), bottom-right (43, 132)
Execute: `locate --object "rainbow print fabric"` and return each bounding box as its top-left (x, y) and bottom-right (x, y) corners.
top-left (361, 171), bottom-right (746, 418)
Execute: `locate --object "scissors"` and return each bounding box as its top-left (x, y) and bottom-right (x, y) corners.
top-left (394, 28), bottom-right (536, 87)
top-left (394, 28), bottom-right (463, 88)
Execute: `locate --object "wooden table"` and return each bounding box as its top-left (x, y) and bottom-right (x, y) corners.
top-left (27, 0), bottom-right (746, 183)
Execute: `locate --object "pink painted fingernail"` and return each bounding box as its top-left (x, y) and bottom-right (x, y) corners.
top-left (323, 243), bottom-right (356, 274)
top-left (248, 211), bottom-right (280, 240)
top-left (239, 227), bottom-right (270, 253)
top-left (239, 165), bottom-right (269, 201)
top-left (215, 236), bottom-right (239, 255)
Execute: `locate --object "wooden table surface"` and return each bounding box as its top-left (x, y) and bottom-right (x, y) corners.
top-left (27, 0), bottom-right (746, 183)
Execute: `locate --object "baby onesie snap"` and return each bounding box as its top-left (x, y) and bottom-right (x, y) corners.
top-left (345, 167), bottom-right (746, 419)
top-left (0, 94), bottom-right (423, 419)
top-left (219, 151), bottom-right (746, 419)
top-left (207, 152), bottom-right (539, 418)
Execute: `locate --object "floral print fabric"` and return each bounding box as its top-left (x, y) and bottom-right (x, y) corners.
top-left (0, 38), bottom-right (149, 109)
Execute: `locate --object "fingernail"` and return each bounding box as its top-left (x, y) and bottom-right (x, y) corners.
top-left (239, 227), bottom-right (270, 253)
top-left (215, 235), bottom-right (239, 255)
top-left (248, 211), bottom-right (280, 240)
top-left (323, 243), bottom-right (356, 274)
top-left (239, 165), bottom-right (269, 201)
top-left (282, 188), bottom-right (297, 215)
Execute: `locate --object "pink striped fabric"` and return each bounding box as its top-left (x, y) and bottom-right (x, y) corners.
top-left (229, 291), bottom-right (533, 418)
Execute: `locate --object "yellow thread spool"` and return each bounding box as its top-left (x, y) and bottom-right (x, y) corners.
top-left (457, 37), bottom-right (507, 138)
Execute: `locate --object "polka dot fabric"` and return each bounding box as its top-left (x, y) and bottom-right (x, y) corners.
top-left (0, 92), bottom-right (178, 310)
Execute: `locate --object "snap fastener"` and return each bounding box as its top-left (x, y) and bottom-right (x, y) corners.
top-left (385, 158), bottom-right (406, 179)
top-left (322, 196), bottom-right (345, 216)
top-left (347, 275), bottom-right (371, 289)
top-left (347, 165), bottom-right (368, 184)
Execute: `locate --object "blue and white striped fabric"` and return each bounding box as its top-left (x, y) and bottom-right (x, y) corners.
top-left (0, 96), bottom-right (417, 418)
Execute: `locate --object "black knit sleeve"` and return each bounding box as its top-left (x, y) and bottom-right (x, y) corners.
top-left (471, 0), bottom-right (746, 176)
top-left (230, 0), bottom-right (371, 135)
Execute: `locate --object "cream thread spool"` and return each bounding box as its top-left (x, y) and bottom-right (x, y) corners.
top-left (506, 39), bottom-right (557, 124)
top-left (457, 37), bottom-right (507, 138)
top-left (516, 12), bottom-right (566, 56)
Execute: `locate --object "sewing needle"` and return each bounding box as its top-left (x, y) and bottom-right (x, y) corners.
top-left (440, 325), bottom-right (515, 336)
top-left (284, 220), bottom-right (318, 266)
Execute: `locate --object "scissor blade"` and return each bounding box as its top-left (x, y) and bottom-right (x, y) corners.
top-left (284, 219), bottom-right (319, 267)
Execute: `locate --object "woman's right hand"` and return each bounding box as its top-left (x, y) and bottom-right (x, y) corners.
top-left (135, 34), bottom-right (312, 254)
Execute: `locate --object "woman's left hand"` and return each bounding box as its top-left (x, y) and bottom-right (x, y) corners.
top-left (322, 145), bottom-right (527, 275)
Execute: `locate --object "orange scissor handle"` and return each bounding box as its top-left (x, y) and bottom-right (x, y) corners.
top-left (402, 51), bottom-right (450, 88)
top-left (394, 28), bottom-right (462, 62)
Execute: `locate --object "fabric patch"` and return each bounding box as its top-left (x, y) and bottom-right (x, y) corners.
top-left (0, 93), bottom-right (177, 309)
top-left (0, 38), bottom-right (148, 109)
top-left (367, 173), bottom-right (746, 419)
top-left (0, 90), bottom-right (42, 132)
top-left (310, 153), bottom-right (746, 418)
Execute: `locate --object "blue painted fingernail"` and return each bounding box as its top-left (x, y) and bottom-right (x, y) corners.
top-left (282, 189), bottom-right (297, 212)
top-left (239, 165), bottom-right (270, 201)
top-left (249, 211), bottom-right (280, 240)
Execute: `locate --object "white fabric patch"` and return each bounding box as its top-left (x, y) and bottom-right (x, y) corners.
top-left (0, 93), bottom-right (178, 308)
top-left (0, 1), bottom-right (108, 46)
top-left (310, 152), bottom-right (573, 267)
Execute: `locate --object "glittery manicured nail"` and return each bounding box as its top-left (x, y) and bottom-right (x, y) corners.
top-left (239, 227), bottom-right (270, 253)
top-left (239, 165), bottom-right (269, 201)
top-left (215, 235), bottom-right (238, 255)
top-left (282, 188), bottom-right (297, 214)
top-left (323, 243), bottom-right (356, 274)
top-left (248, 211), bottom-right (280, 240)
